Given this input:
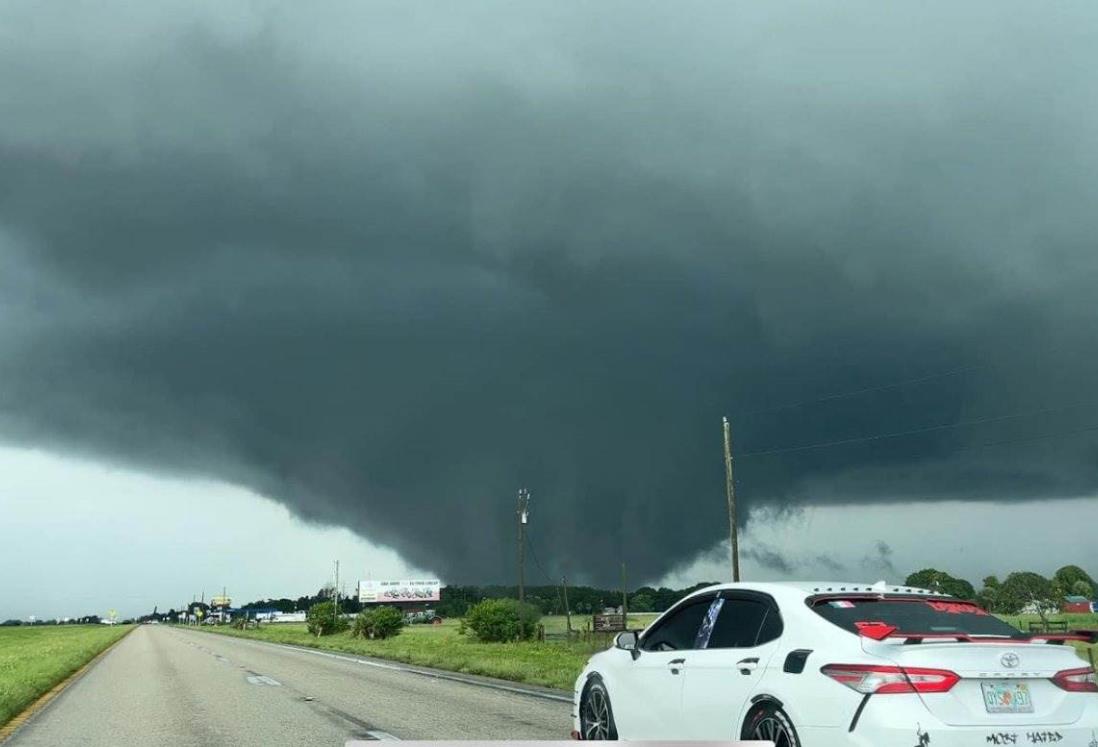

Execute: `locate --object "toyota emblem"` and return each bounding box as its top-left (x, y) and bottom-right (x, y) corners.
top-left (1001, 652), bottom-right (1020, 668)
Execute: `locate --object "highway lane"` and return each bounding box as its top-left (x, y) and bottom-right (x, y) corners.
top-left (7, 625), bottom-right (572, 745)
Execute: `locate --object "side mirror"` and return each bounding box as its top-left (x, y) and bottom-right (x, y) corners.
top-left (615, 630), bottom-right (640, 659)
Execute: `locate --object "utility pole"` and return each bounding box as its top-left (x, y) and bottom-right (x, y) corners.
top-left (620, 562), bottom-right (628, 625)
top-left (562, 576), bottom-right (572, 635)
top-left (723, 416), bottom-right (741, 582)
top-left (517, 489), bottom-right (530, 603)
top-left (334, 560), bottom-right (340, 626)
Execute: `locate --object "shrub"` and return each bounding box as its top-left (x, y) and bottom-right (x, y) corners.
top-left (464, 598), bottom-right (541, 642)
top-left (306, 601), bottom-right (349, 637)
top-left (352, 606), bottom-right (406, 640)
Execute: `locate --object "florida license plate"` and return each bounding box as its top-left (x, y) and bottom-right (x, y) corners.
top-left (981, 681), bottom-right (1034, 714)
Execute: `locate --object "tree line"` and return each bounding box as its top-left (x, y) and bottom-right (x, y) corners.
top-left (1, 615), bottom-right (105, 626)
top-left (197, 581), bottom-right (721, 622)
top-left (114, 563), bottom-right (1095, 626)
top-left (904, 564), bottom-right (1095, 617)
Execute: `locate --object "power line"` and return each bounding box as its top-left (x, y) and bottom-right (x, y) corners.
top-left (743, 420), bottom-right (1098, 459)
top-left (524, 531), bottom-right (570, 616)
top-left (944, 422), bottom-right (1098, 455)
top-left (740, 398), bottom-right (1098, 458)
top-left (734, 340), bottom-right (1098, 420)
top-left (735, 363), bottom-right (983, 418)
top-left (525, 531), bottom-right (557, 585)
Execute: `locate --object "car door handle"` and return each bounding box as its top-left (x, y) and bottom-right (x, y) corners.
top-left (668, 658), bottom-right (685, 674)
top-left (736, 657), bottom-right (759, 674)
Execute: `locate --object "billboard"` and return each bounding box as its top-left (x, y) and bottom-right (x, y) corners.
top-left (358, 579), bottom-right (441, 604)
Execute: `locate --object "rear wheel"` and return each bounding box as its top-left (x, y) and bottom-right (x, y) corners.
top-left (743, 703), bottom-right (799, 747)
top-left (580, 679), bottom-right (618, 740)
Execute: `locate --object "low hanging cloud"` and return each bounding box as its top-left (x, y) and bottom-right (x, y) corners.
top-left (2, 1), bottom-right (1098, 584)
top-left (861, 541), bottom-right (898, 577)
top-left (742, 546), bottom-right (795, 575)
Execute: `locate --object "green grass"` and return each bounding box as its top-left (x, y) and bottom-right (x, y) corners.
top-left (0, 625), bottom-right (132, 727)
top-left (196, 614), bottom-right (657, 691)
top-left (196, 611), bottom-right (1098, 693)
top-left (540, 613), bottom-right (660, 635)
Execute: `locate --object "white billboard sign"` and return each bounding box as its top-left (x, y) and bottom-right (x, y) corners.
top-left (358, 579), bottom-right (441, 603)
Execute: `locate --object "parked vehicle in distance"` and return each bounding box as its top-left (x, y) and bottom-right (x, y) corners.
top-left (404, 609), bottom-right (443, 625)
top-left (572, 581), bottom-right (1098, 745)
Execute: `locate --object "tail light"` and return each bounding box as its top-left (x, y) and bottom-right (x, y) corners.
top-left (1051, 667), bottom-right (1098, 693)
top-left (821, 664), bottom-right (960, 694)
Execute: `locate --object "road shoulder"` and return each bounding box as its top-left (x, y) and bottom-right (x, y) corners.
top-left (0, 626), bottom-right (134, 744)
top-left (189, 626), bottom-right (573, 703)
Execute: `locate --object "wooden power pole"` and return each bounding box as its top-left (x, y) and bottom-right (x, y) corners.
top-left (620, 561), bottom-right (628, 625)
top-left (723, 416), bottom-right (741, 582)
top-left (562, 576), bottom-right (572, 634)
top-left (334, 560), bottom-right (340, 626)
top-left (517, 489), bottom-right (529, 602)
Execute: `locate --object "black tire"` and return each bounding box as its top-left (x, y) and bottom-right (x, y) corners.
top-left (579, 678), bottom-right (618, 740)
top-left (742, 702), bottom-right (800, 747)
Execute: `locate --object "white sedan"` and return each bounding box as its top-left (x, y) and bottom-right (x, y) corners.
top-left (572, 581), bottom-right (1098, 745)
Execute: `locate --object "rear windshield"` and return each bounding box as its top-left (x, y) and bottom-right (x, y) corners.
top-left (811, 597), bottom-right (1021, 638)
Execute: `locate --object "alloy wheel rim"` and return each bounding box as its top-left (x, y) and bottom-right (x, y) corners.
top-left (752, 715), bottom-right (792, 747)
top-left (582, 688), bottom-right (611, 739)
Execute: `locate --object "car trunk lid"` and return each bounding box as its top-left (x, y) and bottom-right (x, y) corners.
top-left (862, 639), bottom-right (1089, 726)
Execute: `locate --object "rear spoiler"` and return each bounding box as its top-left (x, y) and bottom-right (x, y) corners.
top-left (854, 621), bottom-right (1098, 645)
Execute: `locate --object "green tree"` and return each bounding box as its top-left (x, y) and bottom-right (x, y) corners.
top-left (1053, 566), bottom-right (1095, 597)
top-left (629, 593), bottom-right (656, 612)
top-left (905, 568), bottom-right (948, 591)
top-left (1071, 580), bottom-right (1093, 598)
top-left (306, 601), bottom-right (348, 638)
top-left (464, 598), bottom-right (541, 642)
top-left (904, 569), bottom-right (975, 600)
top-left (352, 606), bottom-right (405, 639)
top-left (997, 572), bottom-right (1058, 621)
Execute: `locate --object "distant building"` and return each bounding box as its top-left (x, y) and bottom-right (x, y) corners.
top-left (265, 610), bottom-right (307, 624)
top-left (1021, 600), bottom-right (1059, 615)
top-left (1061, 595), bottom-right (1094, 614)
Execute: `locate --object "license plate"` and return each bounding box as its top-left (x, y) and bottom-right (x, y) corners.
top-left (981, 681), bottom-right (1034, 714)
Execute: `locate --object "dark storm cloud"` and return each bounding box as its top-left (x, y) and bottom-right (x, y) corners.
top-left (742, 546), bottom-right (795, 575)
top-left (861, 542), bottom-right (897, 577)
top-left (2, 1), bottom-right (1098, 584)
top-left (812, 555), bottom-right (846, 575)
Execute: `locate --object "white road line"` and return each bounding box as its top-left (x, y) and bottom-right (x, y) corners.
top-left (365, 730), bottom-right (400, 741)
top-left (182, 629), bottom-right (572, 703)
top-left (246, 675), bottom-right (282, 686)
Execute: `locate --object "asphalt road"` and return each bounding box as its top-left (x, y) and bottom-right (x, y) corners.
top-left (7, 625), bottom-right (572, 745)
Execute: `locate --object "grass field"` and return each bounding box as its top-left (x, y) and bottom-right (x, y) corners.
top-left (0, 625), bottom-right (132, 727)
top-left (200, 611), bottom-right (1098, 693)
top-left (198, 614), bottom-right (657, 691)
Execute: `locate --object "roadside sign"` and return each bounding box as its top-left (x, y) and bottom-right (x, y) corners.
top-left (358, 579), bottom-right (441, 603)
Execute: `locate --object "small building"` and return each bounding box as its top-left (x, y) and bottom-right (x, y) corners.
top-left (266, 610), bottom-right (307, 624)
top-left (1061, 595), bottom-right (1093, 614)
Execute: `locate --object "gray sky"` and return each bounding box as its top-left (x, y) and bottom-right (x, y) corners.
top-left (2, 1), bottom-right (1098, 618)
top-left (5, 444), bottom-right (1097, 620)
